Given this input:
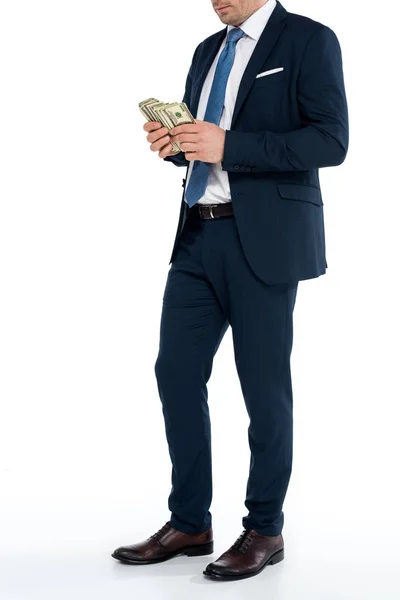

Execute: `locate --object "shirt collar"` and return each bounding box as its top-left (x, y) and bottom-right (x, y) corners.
top-left (227, 0), bottom-right (277, 41)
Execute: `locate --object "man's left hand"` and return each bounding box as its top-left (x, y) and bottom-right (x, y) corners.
top-left (169, 119), bottom-right (226, 163)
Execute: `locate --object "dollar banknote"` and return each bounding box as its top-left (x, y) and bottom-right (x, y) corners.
top-left (139, 98), bottom-right (196, 153)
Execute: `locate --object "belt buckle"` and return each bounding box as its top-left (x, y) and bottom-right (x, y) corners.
top-left (198, 204), bottom-right (217, 219)
top-left (199, 205), bottom-right (215, 219)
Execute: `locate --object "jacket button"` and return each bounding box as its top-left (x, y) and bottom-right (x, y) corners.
top-left (245, 166), bottom-right (251, 171)
top-left (240, 165), bottom-right (245, 170)
top-left (234, 164), bottom-right (240, 170)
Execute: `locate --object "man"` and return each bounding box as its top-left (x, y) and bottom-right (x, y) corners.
top-left (112, 0), bottom-right (349, 582)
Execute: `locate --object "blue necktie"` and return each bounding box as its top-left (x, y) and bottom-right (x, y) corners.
top-left (185, 27), bottom-right (245, 208)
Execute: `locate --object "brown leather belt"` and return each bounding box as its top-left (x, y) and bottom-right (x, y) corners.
top-left (190, 202), bottom-right (234, 220)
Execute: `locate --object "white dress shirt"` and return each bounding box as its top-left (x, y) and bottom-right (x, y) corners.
top-left (184, 0), bottom-right (277, 205)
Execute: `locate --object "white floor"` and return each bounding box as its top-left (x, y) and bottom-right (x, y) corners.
top-left (2, 274), bottom-right (399, 599)
top-left (1, 491), bottom-right (399, 600)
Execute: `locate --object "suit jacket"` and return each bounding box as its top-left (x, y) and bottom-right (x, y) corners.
top-left (164, 0), bottom-right (349, 285)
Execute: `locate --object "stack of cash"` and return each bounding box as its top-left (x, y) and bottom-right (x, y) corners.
top-left (139, 98), bottom-right (196, 153)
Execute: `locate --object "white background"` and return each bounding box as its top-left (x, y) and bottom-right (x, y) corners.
top-left (1, 0), bottom-right (399, 598)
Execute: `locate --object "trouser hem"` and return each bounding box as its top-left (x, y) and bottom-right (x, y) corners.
top-left (170, 517), bottom-right (212, 535)
top-left (242, 518), bottom-right (283, 537)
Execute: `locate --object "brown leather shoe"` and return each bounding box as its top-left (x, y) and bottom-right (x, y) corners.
top-left (111, 521), bottom-right (214, 565)
top-left (203, 528), bottom-right (284, 581)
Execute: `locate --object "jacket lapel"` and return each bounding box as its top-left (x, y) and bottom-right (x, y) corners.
top-left (191, 1), bottom-right (288, 127)
top-left (191, 27), bottom-right (227, 119)
top-left (231, 1), bottom-right (288, 128)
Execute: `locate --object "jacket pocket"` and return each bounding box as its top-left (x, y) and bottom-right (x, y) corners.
top-left (253, 69), bottom-right (286, 87)
top-left (277, 183), bottom-right (323, 206)
top-left (256, 67), bottom-right (284, 78)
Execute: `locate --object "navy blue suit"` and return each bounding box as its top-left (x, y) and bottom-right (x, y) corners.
top-left (165, 0), bottom-right (349, 285)
top-left (155, 0), bottom-right (348, 536)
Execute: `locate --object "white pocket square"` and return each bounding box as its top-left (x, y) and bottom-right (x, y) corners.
top-left (256, 67), bottom-right (284, 79)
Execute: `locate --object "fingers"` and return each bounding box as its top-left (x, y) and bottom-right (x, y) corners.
top-left (158, 143), bottom-right (176, 159)
top-left (170, 123), bottom-right (200, 136)
top-left (170, 131), bottom-right (197, 153)
top-left (143, 121), bottom-right (181, 158)
top-left (150, 134), bottom-right (172, 153)
top-left (143, 121), bottom-right (163, 133)
top-left (179, 142), bottom-right (197, 152)
top-left (147, 126), bottom-right (170, 144)
top-left (159, 144), bottom-right (182, 159)
top-left (170, 133), bottom-right (197, 145)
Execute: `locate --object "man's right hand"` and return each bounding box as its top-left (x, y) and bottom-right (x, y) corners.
top-left (143, 121), bottom-right (182, 159)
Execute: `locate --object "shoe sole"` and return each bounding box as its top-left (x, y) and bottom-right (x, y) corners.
top-left (202, 547), bottom-right (284, 581)
top-left (111, 540), bottom-right (214, 565)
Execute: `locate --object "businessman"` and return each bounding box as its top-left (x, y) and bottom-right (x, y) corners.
top-left (112, 0), bottom-right (349, 581)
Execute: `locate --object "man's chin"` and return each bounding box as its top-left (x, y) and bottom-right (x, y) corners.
top-left (215, 8), bottom-right (237, 24)
top-left (218, 16), bottom-right (235, 25)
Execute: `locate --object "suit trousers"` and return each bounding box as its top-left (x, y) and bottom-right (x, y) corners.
top-left (154, 205), bottom-right (298, 537)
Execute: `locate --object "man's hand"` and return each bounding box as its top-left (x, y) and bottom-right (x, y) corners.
top-left (143, 121), bottom-right (181, 158)
top-left (169, 119), bottom-right (226, 163)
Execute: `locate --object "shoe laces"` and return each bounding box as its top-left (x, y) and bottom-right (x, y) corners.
top-left (230, 529), bottom-right (255, 554)
top-left (148, 521), bottom-right (171, 541)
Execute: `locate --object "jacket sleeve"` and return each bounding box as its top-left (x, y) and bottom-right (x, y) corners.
top-left (221, 25), bottom-right (349, 172)
top-left (163, 44), bottom-right (201, 168)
